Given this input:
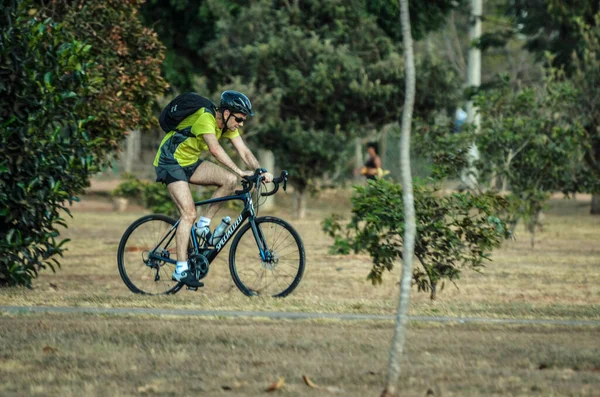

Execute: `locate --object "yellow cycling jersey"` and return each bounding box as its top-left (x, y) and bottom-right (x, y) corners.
top-left (153, 107), bottom-right (240, 168)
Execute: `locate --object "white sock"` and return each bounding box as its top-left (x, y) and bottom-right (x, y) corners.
top-left (175, 261), bottom-right (188, 273)
top-left (196, 216), bottom-right (211, 228)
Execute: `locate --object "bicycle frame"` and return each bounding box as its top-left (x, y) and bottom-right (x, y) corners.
top-left (148, 189), bottom-right (269, 266)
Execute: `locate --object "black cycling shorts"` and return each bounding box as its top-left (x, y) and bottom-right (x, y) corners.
top-left (155, 159), bottom-right (203, 185)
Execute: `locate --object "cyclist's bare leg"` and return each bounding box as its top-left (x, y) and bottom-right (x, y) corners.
top-left (189, 161), bottom-right (238, 219)
top-left (167, 181), bottom-right (195, 262)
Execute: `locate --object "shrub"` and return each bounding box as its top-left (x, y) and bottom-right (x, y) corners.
top-left (0, 8), bottom-right (97, 286)
top-left (113, 176), bottom-right (214, 218)
top-left (0, 1), bottom-right (166, 287)
top-left (112, 173), bottom-right (146, 201)
top-left (323, 178), bottom-right (511, 299)
top-left (141, 182), bottom-right (179, 218)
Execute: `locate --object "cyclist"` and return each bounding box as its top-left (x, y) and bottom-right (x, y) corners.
top-left (153, 90), bottom-right (273, 288)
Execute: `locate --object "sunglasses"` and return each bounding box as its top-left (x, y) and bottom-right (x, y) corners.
top-left (233, 116), bottom-right (246, 123)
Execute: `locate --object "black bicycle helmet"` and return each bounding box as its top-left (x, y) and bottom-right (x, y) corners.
top-left (220, 90), bottom-right (254, 116)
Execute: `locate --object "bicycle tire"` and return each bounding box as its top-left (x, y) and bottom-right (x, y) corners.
top-left (117, 214), bottom-right (184, 295)
top-left (229, 216), bottom-right (305, 297)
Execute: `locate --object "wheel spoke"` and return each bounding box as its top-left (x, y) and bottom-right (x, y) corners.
top-left (229, 217), bottom-right (304, 297)
top-left (118, 215), bottom-right (182, 295)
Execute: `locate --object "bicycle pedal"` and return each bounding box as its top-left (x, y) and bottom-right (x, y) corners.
top-left (186, 286), bottom-right (198, 291)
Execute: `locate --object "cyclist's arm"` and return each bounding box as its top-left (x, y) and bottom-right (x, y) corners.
top-left (230, 136), bottom-right (260, 169)
top-left (230, 136), bottom-right (273, 182)
top-left (202, 134), bottom-right (249, 178)
top-left (374, 155), bottom-right (382, 169)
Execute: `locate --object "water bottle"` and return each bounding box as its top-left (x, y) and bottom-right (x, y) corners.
top-left (210, 216), bottom-right (231, 245)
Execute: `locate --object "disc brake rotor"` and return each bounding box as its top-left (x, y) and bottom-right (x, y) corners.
top-left (260, 250), bottom-right (279, 270)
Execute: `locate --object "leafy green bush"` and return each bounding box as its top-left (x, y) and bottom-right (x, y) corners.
top-left (112, 173), bottom-right (146, 201)
top-left (0, 1), bottom-right (166, 287)
top-left (113, 176), bottom-right (218, 218)
top-left (0, 7), bottom-right (97, 286)
top-left (141, 182), bottom-right (179, 218)
top-left (323, 179), bottom-right (511, 299)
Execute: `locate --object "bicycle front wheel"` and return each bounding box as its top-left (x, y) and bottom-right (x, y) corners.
top-left (229, 216), bottom-right (305, 297)
top-left (117, 214), bottom-right (183, 295)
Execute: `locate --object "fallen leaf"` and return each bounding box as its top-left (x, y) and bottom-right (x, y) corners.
top-left (42, 346), bottom-right (57, 354)
top-left (302, 375), bottom-right (320, 389)
top-left (49, 283), bottom-right (58, 290)
top-left (303, 375), bottom-right (344, 393)
top-left (266, 377), bottom-right (285, 392)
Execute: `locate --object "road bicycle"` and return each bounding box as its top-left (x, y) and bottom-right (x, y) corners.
top-left (117, 169), bottom-right (305, 297)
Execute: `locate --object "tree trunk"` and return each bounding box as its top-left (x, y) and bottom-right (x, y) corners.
top-left (124, 129), bottom-right (141, 174)
top-left (466, 0), bottom-right (482, 130)
top-left (381, 0), bottom-right (416, 396)
top-left (292, 189), bottom-right (306, 219)
top-left (461, 0), bottom-right (483, 190)
top-left (591, 192), bottom-right (600, 215)
top-left (430, 282), bottom-right (437, 301)
top-left (381, 125), bottom-right (389, 172)
top-left (354, 138), bottom-right (363, 181)
top-left (258, 149), bottom-right (275, 211)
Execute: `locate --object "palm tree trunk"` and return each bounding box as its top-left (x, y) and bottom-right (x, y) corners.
top-left (381, 0), bottom-right (416, 396)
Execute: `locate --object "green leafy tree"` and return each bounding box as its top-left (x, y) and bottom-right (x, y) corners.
top-left (366, 0), bottom-right (466, 42)
top-left (139, 0), bottom-right (246, 92)
top-left (473, 73), bottom-right (587, 242)
top-left (323, 179), bottom-right (511, 300)
top-left (201, 0), bottom-right (462, 216)
top-left (569, 13), bottom-right (600, 213)
top-left (35, 0), bottom-right (168, 160)
top-left (508, 0), bottom-right (599, 74)
top-left (475, 2), bottom-right (600, 213)
top-left (0, 0), bottom-right (166, 286)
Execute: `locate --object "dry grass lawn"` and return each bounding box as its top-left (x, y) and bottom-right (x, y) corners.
top-left (1, 314), bottom-right (599, 396)
top-left (0, 187), bottom-right (599, 396)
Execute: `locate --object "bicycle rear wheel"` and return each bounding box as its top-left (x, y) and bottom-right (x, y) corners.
top-left (229, 216), bottom-right (305, 297)
top-left (117, 214), bottom-right (183, 295)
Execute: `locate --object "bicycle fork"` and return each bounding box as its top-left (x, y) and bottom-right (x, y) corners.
top-left (249, 218), bottom-right (272, 262)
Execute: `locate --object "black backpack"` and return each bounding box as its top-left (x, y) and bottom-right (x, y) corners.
top-left (159, 92), bottom-right (215, 133)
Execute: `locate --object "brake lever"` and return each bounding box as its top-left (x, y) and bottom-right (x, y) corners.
top-left (282, 170), bottom-right (288, 192)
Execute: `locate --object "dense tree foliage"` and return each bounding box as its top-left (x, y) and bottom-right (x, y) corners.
top-left (139, 0), bottom-right (248, 92)
top-left (508, 0), bottom-right (599, 74)
top-left (366, 0), bottom-right (466, 42)
top-left (34, 0), bottom-right (168, 160)
top-left (568, 13), bottom-right (600, 212)
top-left (0, 0), bottom-right (166, 286)
top-left (416, 70), bottom-right (590, 242)
top-left (473, 73), bottom-right (586, 242)
top-left (140, 0), bottom-right (465, 93)
top-left (199, 0), bottom-right (461, 200)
